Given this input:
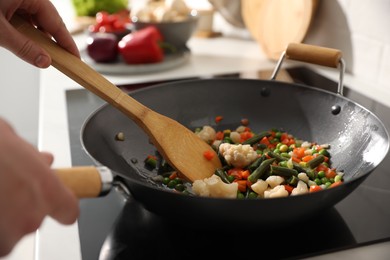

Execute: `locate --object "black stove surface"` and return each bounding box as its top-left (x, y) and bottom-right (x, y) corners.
top-left (66, 67), bottom-right (390, 260)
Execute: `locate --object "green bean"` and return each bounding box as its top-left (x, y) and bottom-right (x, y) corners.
top-left (214, 168), bottom-right (230, 183)
top-left (242, 131), bottom-right (271, 145)
top-left (291, 163), bottom-right (315, 179)
top-left (267, 151), bottom-right (288, 162)
top-left (318, 149), bottom-right (330, 157)
top-left (247, 158), bottom-right (276, 183)
top-left (248, 155), bottom-right (266, 172)
top-left (270, 165), bottom-right (298, 177)
top-left (287, 175), bottom-right (299, 186)
top-left (307, 154), bottom-right (325, 168)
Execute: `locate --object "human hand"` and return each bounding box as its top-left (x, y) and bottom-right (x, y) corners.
top-left (0, 118), bottom-right (79, 257)
top-left (0, 0), bottom-right (80, 68)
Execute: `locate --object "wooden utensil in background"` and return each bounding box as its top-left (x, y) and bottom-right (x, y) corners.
top-left (242, 0), bottom-right (319, 60)
top-left (11, 15), bottom-right (222, 183)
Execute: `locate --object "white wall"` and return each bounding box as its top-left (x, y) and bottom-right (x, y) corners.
top-left (304, 0), bottom-right (390, 89)
top-left (0, 48), bottom-right (39, 146)
top-left (210, 0), bottom-right (390, 103)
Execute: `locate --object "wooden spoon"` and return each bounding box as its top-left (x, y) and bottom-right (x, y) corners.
top-left (10, 15), bottom-right (221, 182)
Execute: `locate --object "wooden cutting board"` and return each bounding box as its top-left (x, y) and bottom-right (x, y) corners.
top-left (242, 0), bottom-right (318, 60)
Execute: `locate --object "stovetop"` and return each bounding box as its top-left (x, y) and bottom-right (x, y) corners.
top-left (66, 67), bottom-right (390, 260)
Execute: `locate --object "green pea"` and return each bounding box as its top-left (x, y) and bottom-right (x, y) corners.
top-left (174, 183), bottom-right (185, 192)
top-left (280, 152), bottom-right (290, 158)
top-left (182, 190), bottom-right (190, 195)
top-left (279, 144), bottom-right (289, 153)
top-left (279, 161), bottom-right (288, 167)
top-left (223, 137), bottom-right (233, 144)
top-left (237, 192), bottom-right (245, 199)
top-left (174, 177), bottom-right (183, 184)
top-left (314, 178), bottom-right (322, 185)
top-left (248, 192), bottom-right (258, 199)
top-left (321, 177), bottom-right (329, 184)
top-left (163, 177), bottom-right (170, 185)
top-left (334, 175), bottom-right (342, 182)
top-left (167, 179), bottom-right (178, 189)
top-left (318, 171), bottom-right (325, 178)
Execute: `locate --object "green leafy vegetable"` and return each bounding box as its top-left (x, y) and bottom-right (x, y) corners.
top-left (72, 0), bottom-right (128, 16)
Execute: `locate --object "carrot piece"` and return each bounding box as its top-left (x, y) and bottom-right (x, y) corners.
top-left (235, 180), bottom-right (247, 192)
top-left (228, 168), bottom-right (244, 179)
top-left (330, 181), bottom-right (343, 188)
top-left (326, 169), bottom-right (337, 179)
top-left (203, 150), bottom-right (215, 161)
top-left (284, 184), bottom-right (294, 194)
top-left (169, 172), bottom-right (178, 180)
top-left (291, 156), bottom-right (301, 163)
top-left (302, 155), bottom-right (314, 162)
top-left (316, 163), bottom-right (328, 172)
top-left (241, 170), bottom-right (250, 180)
top-left (280, 132), bottom-right (288, 141)
top-left (215, 115), bottom-right (223, 123)
top-left (260, 136), bottom-right (270, 146)
top-left (309, 185), bottom-right (322, 193)
top-left (240, 131), bottom-right (254, 142)
top-left (293, 147), bottom-right (306, 159)
top-left (215, 131), bottom-right (224, 140)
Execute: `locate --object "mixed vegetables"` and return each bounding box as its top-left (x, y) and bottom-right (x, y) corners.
top-left (144, 118), bottom-right (344, 199)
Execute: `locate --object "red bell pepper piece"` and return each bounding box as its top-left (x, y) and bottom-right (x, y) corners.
top-left (118, 26), bottom-right (164, 64)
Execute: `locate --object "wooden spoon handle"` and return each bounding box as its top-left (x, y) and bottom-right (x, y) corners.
top-left (10, 15), bottom-right (148, 122)
top-left (286, 43), bottom-right (342, 68)
top-left (54, 166), bottom-right (113, 198)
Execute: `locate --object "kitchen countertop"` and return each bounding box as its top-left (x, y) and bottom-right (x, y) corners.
top-left (3, 20), bottom-right (390, 260)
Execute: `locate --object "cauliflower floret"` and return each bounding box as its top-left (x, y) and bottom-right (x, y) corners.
top-left (230, 131), bottom-right (241, 144)
top-left (264, 185), bottom-right (289, 198)
top-left (196, 125), bottom-right (216, 144)
top-left (218, 143), bottom-right (257, 168)
top-left (265, 175), bottom-right (285, 188)
top-left (291, 180), bottom-right (309, 196)
top-left (297, 172), bottom-right (309, 183)
top-left (192, 175), bottom-right (238, 199)
top-left (250, 179), bottom-right (268, 197)
top-left (236, 125), bottom-right (246, 133)
top-left (301, 141), bottom-right (312, 148)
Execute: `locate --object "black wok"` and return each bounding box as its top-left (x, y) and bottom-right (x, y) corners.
top-left (80, 62), bottom-right (389, 226)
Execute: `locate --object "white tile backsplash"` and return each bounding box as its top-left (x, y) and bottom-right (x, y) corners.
top-left (301, 0), bottom-right (390, 106)
top-left (350, 34), bottom-right (383, 82)
top-left (379, 44), bottom-right (390, 87)
top-left (348, 0), bottom-right (390, 43)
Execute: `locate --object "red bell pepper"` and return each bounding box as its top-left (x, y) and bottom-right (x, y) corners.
top-left (118, 26), bottom-right (164, 64)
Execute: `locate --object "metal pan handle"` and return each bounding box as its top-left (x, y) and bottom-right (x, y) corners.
top-left (270, 43), bottom-right (346, 95)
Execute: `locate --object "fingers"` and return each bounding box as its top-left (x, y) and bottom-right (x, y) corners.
top-left (40, 151), bottom-right (54, 165)
top-left (41, 169), bottom-right (80, 225)
top-left (31, 1), bottom-right (80, 58)
top-left (0, 0), bottom-right (79, 68)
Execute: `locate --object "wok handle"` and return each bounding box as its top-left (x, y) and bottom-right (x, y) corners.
top-left (271, 43), bottom-right (345, 95)
top-left (285, 43), bottom-right (342, 68)
top-left (54, 166), bottom-right (113, 198)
